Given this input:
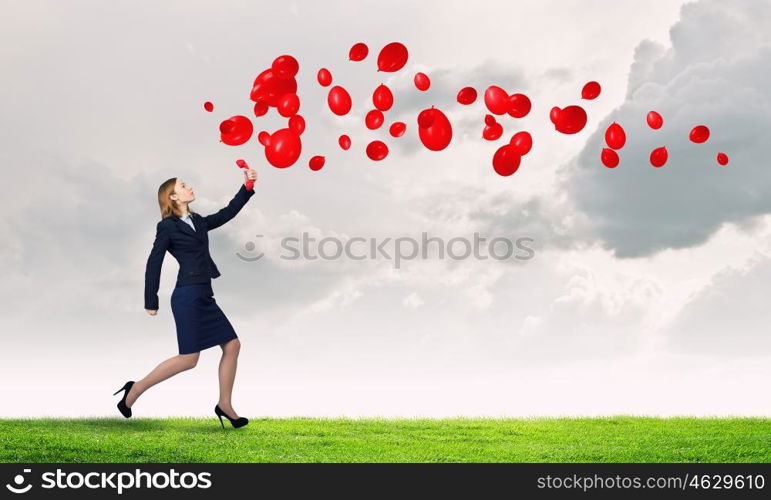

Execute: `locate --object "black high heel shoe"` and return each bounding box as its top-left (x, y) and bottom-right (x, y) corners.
top-left (113, 381), bottom-right (135, 418)
top-left (215, 404), bottom-right (249, 429)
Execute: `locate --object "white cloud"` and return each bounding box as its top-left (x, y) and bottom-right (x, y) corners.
top-left (402, 292), bottom-right (424, 309)
top-left (562, 0), bottom-right (771, 258)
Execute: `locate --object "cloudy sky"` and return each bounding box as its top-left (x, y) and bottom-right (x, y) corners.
top-left (1, 0), bottom-right (769, 418)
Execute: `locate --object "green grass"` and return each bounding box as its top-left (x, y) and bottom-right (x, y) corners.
top-left (1, 417), bottom-right (769, 463)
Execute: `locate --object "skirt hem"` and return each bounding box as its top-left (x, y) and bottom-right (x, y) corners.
top-left (178, 332), bottom-right (238, 355)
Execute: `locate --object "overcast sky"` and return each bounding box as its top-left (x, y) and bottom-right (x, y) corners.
top-left (1, 0), bottom-right (770, 418)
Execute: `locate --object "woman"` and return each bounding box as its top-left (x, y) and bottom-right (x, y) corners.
top-left (113, 168), bottom-right (258, 429)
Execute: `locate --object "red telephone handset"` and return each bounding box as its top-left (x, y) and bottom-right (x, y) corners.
top-left (236, 159), bottom-right (254, 191)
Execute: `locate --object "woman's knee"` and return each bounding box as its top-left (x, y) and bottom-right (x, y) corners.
top-left (180, 352), bottom-right (199, 369)
top-left (223, 338), bottom-right (241, 355)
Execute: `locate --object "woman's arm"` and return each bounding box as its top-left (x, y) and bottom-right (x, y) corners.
top-left (202, 184), bottom-right (256, 231)
top-left (144, 221), bottom-right (170, 311)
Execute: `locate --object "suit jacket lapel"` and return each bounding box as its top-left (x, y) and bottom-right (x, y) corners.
top-left (173, 215), bottom-right (205, 241)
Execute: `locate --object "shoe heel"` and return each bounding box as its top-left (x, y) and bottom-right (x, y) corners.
top-left (217, 414), bottom-right (224, 429)
top-left (114, 381), bottom-right (135, 419)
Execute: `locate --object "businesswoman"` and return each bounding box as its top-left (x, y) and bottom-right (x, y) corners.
top-left (113, 168), bottom-right (257, 429)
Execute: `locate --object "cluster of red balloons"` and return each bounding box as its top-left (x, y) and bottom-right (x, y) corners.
top-left (688, 124), bottom-right (728, 165)
top-left (548, 82), bottom-right (597, 136)
top-left (212, 43), bottom-right (542, 175)
top-left (209, 46), bottom-right (731, 177)
top-left (449, 82), bottom-right (534, 174)
top-left (482, 86), bottom-right (532, 118)
top-left (493, 131), bottom-right (534, 177)
top-left (239, 54), bottom-right (308, 168)
top-left (347, 41), bottom-right (410, 72)
top-left (600, 122), bottom-right (626, 168)
top-left (361, 83), bottom-right (397, 159)
top-left (645, 111), bottom-right (668, 168)
top-left (599, 111), bottom-right (728, 168)
top-left (325, 42), bottom-right (413, 161)
top-left (464, 85), bottom-right (533, 175)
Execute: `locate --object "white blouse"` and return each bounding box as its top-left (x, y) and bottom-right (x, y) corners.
top-left (179, 213), bottom-right (195, 231)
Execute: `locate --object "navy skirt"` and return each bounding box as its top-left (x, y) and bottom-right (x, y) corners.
top-left (171, 282), bottom-right (238, 354)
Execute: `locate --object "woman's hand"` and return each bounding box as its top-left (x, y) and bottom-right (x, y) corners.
top-left (243, 168), bottom-right (257, 186)
top-left (145, 309), bottom-right (158, 316)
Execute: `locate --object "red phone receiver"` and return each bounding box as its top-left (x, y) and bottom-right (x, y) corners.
top-left (236, 159), bottom-right (254, 191)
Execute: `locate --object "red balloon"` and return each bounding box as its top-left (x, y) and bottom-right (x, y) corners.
top-left (277, 93), bottom-right (300, 117)
top-left (484, 85), bottom-right (509, 115)
top-left (257, 131), bottom-right (271, 146)
top-left (417, 107), bottom-right (453, 151)
top-left (483, 123), bottom-right (503, 141)
top-left (264, 128), bottom-right (302, 168)
top-left (647, 111), bottom-right (663, 130)
top-left (377, 42), bottom-right (408, 72)
top-left (555, 105), bottom-right (587, 134)
top-left (372, 84), bottom-right (394, 111)
top-left (549, 106), bottom-right (562, 124)
top-left (389, 121), bottom-right (406, 137)
top-left (219, 115), bottom-right (253, 146)
top-left (309, 155), bottom-right (325, 171)
top-left (605, 122), bottom-right (626, 149)
top-left (689, 125), bottom-right (710, 143)
top-left (417, 108), bottom-right (435, 129)
top-left (204, 101), bottom-right (214, 112)
top-left (365, 109), bottom-right (384, 130)
top-left (327, 86), bottom-right (352, 115)
top-left (288, 115), bottom-right (305, 135)
top-left (717, 152), bottom-right (729, 166)
top-left (366, 140), bottom-right (389, 161)
top-left (414, 72), bottom-right (430, 91)
top-left (272, 55), bottom-right (299, 80)
top-left (581, 81), bottom-right (601, 100)
top-left (509, 131), bottom-right (532, 156)
top-left (507, 93), bottom-right (531, 118)
top-left (317, 68), bottom-right (332, 87)
top-left (250, 69), bottom-right (297, 107)
top-left (601, 148), bottom-right (619, 168)
top-left (338, 134), bottom-right (351, 151)
top-left (492, 144), bottom-right (521, 177)
top-left (484, 114), bottom-right (497, 126)
top-left (457, 87), bottom-right (477, 105)
top-left (349, 42), bottom-right (369, 61)
top-left (650, 146), bottom-right (668, 168)
top-left (253, 101), bottom-right (268, 117)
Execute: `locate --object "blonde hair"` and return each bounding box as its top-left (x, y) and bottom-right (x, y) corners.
top-left (157, 177), bottom-right (197, 219)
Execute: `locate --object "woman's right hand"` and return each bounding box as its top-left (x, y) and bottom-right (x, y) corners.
top-left (145, 309), bottom-right (158, 316)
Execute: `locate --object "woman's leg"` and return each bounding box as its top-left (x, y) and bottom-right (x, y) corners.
top-left (126, 352), bottom-right (200, 408)
top-left (217, 338), bottom-right (241, 418)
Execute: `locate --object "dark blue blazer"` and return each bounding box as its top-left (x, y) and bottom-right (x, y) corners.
top-left (144, 184), bottom-right (255, 310)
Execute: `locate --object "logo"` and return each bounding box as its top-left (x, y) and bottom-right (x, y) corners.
top-left (5, 469), bottom-right (32, 494)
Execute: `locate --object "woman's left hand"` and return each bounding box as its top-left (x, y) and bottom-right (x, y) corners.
top-left (243, 168), bottom-right (257, 185)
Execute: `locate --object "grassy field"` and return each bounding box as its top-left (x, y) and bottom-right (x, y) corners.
top-left (1, 417), bottom-right (769, 463)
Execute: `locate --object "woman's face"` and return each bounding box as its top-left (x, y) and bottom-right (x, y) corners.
top-left (173, 179), bottom-right (195, 203)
